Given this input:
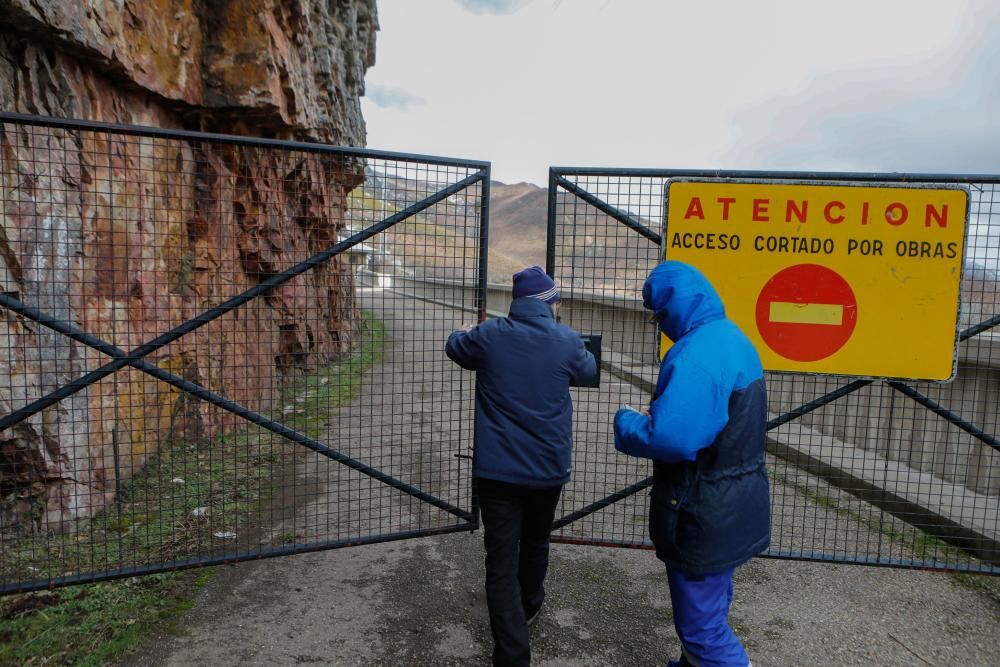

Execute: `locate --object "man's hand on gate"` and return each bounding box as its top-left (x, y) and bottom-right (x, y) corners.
top-left (460, 323), bottom-right (477, 332)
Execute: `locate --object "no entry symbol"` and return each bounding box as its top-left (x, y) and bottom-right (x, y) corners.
top-left (755, 264), bottom-right (858, 362)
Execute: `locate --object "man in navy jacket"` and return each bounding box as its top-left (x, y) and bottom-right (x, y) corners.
top-left (614, 261), bottom-right (770, 667)
top-left (446, 265), bottom-right (596, 667)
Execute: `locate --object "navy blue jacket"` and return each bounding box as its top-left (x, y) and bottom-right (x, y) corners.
top-left (446, 298), bottom-right (597, 487)
top-left (614, 261), bottom-right (770, 573)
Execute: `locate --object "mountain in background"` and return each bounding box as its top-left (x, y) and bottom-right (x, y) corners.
top-left (356, 172), bottom-right (999, 318)
top-left (487, 181), bottom-right (548, 271)
top-left (357, 172), bottom-right (658, 287)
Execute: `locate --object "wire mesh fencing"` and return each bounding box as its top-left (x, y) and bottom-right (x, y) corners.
top-left (2, 115), bottom-right (996, 597)
top-left (0, 113), bottom-right (487, 594)
top-left (548, 168), bottom-right (1000, 574)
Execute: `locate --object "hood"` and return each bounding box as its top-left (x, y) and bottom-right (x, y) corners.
top-left (642, 261), bottom-right (725, 342)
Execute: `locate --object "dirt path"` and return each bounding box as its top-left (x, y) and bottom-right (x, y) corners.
top-left (125, 292), bottom-right (1000, 666)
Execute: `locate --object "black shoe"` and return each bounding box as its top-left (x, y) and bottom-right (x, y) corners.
top-left (525, 601), bottom-right (544, 628)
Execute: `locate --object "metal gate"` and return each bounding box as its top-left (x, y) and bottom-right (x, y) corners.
top-left (0, 113), bottom-right (489, 594)
top-left (548, 167), bottom-right (1000, 575)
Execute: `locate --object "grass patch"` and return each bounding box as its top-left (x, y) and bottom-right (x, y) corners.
top-left (0, 312), bottom-right (385, 665)
top-left (282, 313), bottom-right (384, 437)
top-left (348, 186), bottom-right (400, 215)
top-left (0, 572), bottom-right (209, 666)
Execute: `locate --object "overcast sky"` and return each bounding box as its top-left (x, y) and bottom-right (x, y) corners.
top-left (362, 0), bottom-right (1000, 187)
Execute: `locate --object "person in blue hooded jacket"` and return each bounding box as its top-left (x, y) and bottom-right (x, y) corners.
top-left (446, 265), bottom-right (596, 667)
top-left (614, 261), bottom-right (770, 667)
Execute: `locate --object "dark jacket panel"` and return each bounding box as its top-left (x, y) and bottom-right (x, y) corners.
top-left (446, 297), bottom-right (596, 487)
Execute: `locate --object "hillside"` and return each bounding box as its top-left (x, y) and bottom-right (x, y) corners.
top-left (355, 173), bottom-right (1000, 315)
top-left (358, 173), bottom-right (660, 289)
top-left (355, 172), bottom-right (551, 283)
top-left (487, 182), bottom-right (549, 270)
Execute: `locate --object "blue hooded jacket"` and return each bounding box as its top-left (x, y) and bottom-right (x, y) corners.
top-left (446, 297), bottom-right (596, 487)
top-left (614, 261), bottom-right (770, 573)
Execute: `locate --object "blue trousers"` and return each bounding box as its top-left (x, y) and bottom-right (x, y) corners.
top-left (666, 567), bottom-right (750, 667)
top-left (477, 478), bottom-right (562, 667)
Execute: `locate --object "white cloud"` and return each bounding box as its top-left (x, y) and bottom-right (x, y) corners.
top-left (365, 84), bottom-right (426, 112)
top-left (727, 2), bottom-right (1000, 174)
top-left (454, 0), bottom-right (533, 15)
top-left (363, 0), bottom-right (1000, 185)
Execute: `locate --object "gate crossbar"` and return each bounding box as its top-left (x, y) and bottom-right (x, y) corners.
top-left (1, 526), bottom-right (476, 595)
top-left (0, 172), bottom-right (483, 433)
top-left (0, 173), bottom-right (486, 525)
top-left (554, 174), bottom-right (1000, 421)
top-left (0, 112), bottom-right (493, 595)
top-left (548, 169), bottom-right (1000, 573)
top-left (550, 175), bottom-right (661, 246)
top-left (0, 293), bottom-right (475, 523)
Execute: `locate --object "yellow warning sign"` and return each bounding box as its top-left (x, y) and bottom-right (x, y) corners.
top-left (663, 179), bottom-right (969, 380)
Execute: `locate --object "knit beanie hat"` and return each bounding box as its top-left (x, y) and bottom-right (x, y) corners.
top-left (512, 266), bottom-right (560, 304)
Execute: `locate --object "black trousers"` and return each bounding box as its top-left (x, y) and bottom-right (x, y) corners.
top-left (476, 478), bottom-right (562, 667)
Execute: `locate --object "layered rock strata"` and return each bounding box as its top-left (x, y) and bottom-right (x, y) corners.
top-left (0, 0), bottom-right (378, 529)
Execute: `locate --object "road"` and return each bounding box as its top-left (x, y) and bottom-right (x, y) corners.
top-left (125, 290), bottom-right (1000, 666)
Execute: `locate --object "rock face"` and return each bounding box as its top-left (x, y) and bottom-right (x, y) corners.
top-left (0, 0), bottom-right (378, 530)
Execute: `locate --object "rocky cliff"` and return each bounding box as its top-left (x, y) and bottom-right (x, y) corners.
top-left (0, 0), bottom-right (378, 530)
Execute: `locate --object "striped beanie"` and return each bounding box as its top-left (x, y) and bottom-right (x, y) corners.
top-left (512, 266), bottom-right (560, 304)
